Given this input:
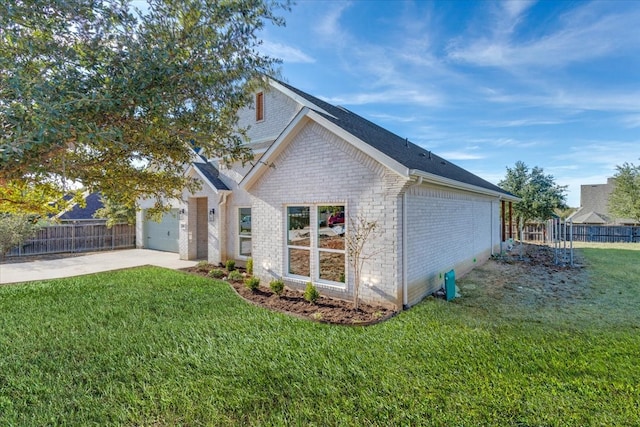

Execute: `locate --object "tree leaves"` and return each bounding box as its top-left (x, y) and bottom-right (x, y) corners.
top-left (1, 0), bottom-right (290, 214)
top-left (608, 162), bottom-right (640, 224)
top-left (498, 161), bottom-right (568, 229)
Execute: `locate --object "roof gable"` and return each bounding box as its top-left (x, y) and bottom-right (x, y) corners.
top-left (242, 78), bottom-right (518, 200)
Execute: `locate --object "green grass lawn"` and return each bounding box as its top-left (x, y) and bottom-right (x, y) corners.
top-left (1, 245), bottom-right (639, 426)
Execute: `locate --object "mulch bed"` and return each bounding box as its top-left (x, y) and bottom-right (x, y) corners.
top-left (181, 265), bottom-right (397, 325)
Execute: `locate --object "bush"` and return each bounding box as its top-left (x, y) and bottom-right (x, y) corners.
top-left (269, 279), bottom-right (284, 296)
top-left (246, 257), bottom-right (253, 275)
top-left (208, 269), bottom-right (225, 279)
top-left (227, 270), bottom-right (243, 282)
top-left (245, 276), bottom-right (260, 292)
top-left (304, 282), bottom-right (320, 304)
top-left (225, 259), bottom-right (236, 272)
top-left (196, 260), bottom-right (211, 272)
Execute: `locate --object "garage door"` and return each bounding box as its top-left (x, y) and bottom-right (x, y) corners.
top-left (144, 209), bottom-right (179, 253)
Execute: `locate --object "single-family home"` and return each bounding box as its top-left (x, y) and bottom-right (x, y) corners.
top-left (136, 78), bottom-right (518, 309)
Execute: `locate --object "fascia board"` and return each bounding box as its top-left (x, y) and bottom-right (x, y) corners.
top-left (306, 110), bottom-right (410, 179)
top-left (410, 169), bottom-right (521, 202)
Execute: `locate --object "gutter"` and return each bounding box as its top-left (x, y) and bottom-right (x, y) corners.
top-left (409, 169), bottom-right (520, 202)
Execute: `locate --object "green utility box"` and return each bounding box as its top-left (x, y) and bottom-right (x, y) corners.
top-left (444, 270), bottom-right (456, 301)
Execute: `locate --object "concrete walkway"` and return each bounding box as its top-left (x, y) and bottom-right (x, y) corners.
top-left (0, 250), bottom-right (199, 285)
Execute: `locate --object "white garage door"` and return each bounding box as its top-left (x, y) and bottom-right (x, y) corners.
top-left (144, 209), bottom-right (179, 253)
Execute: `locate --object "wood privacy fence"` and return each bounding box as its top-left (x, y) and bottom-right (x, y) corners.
top-left (6, 222), bottom-right (136, 258)
top-left (511, 223), bottom-right (640, 243)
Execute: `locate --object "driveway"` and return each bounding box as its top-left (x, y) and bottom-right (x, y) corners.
top-left (0, 250), bottom-right (199, 285)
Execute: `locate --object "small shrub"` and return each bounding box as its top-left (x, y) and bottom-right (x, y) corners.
top-left (208, 269), bottom-right (225, 279)
top-left (246, 257), bottom-right (253, 275)
top-left (225, 259), bottom-right (236, 272)
top-left (227, 270), bottom-right (243, 282)
top-left (196, 260), bottom-right (211, 272)
top-left (270, 279), bottom-right (284, 296)
top-left (304, 282), bottom-right (320, 304)
top-left (245, 276), bottom-right (260, 292)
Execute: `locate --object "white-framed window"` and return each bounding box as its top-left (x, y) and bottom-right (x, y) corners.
top-left (238, 207), bottom-right (251, 258)
top-left (286, 204), bottom-right (346, 286)
top-left (255, 92), bottom-right (264, 122)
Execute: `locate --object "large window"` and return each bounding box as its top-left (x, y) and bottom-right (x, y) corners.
top-left (287, 206), bottom-right (310, 277)
top-left (239, 207), bottom-right (251, 257)
top-left (286, 205), bottom-right (345, 285)
top-left (318, 205), bottom-right (345, 283)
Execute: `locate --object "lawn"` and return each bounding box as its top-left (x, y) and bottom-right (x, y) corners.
top-left (1, 244), bottom-right (639, 426)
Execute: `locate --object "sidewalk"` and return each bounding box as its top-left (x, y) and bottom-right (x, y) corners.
top-left (0, 250), bottom-right (199, 285)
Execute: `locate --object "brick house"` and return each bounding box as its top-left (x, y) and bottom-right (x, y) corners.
top-left (137, 79), bottom-right (518, 309)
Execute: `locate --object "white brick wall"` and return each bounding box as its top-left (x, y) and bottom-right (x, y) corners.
top-left (237, 88), bottom-right (302, 144)
top-left (248, 121), bottom-right (409, 308)
top-left (404, 184), bottom-right (501, 306)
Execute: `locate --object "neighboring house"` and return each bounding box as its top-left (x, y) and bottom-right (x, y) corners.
top-left (56, 192), bottom-right (105, 223)
top-left (568, 178), bottom-right (635, 225)
top-left (136, 79), bottom-right (518, 309)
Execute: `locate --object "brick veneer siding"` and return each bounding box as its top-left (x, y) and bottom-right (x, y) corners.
top-left (248, 121), bottom-right (409, 308)
top-left (237, 88), bottom-right (302, 144)
top-left (405, 185), bottom-right (500, 306)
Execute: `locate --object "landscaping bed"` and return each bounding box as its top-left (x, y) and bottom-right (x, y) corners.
top-left (181, 264), bottom-right (397, 325)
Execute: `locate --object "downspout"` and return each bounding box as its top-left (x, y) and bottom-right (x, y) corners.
top-left (402, 176), bottom-right (422, 309)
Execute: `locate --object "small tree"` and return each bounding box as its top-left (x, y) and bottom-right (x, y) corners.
top-left (345, 215), bottom-right (380, 310)
top-left (609, 162), bottom-right (640, 224)
top-left (0, 214), bottom-right (43, 259)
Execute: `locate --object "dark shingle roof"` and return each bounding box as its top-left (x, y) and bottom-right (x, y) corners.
top-left (193, 162), bottom-right (230, 191)
top-left (59, 192), bottom-right (104, 220)
top-left (274, 79), bottom-right (512, 196)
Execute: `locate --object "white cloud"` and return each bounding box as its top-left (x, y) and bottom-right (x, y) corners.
top-left (447, 2), bottom-right (640, 69)
top-left (323, 88), bottom-right (441, 107)
top-left (260, 40), bottom-right (315, 64)
top-left (437, 150), bottom-right (486, 161)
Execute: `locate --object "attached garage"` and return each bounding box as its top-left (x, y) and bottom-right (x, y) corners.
top-left (143, 209), bottom-right (179, 253)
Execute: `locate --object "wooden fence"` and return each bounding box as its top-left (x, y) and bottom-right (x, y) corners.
top-left (511, 223), bottom-right (640, 243)
top-left (6, 222), bottom-right (136, 257)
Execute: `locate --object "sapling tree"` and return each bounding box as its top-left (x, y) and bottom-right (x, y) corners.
top-left (346, 215), bottom-right (380, 310)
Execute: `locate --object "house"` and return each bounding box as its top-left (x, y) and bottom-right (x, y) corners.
top-left (136, 79), bottom-right (518, 309)
top-left (56, 192), bottom-right (106, 223)
top-left (568, 178), bottom-right (635, 225)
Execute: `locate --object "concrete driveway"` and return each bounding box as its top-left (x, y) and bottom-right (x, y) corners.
top-left (0, 250), bottom-right (199, 285)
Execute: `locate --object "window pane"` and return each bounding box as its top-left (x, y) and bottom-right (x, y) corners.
top-left (319, 251), bottom-right (345, 282)
top-left (318, 206), bottom-right (345, 250)
top-left (239, 208), bottom-right (251, 235)
top-left (287, 206), bottom-right (310, 246)
top-left (289, 248), bottom-right (310, 277)
top-left (239, 236), bottom-right (252, 257)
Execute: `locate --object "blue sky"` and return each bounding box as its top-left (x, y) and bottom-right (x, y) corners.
top-left (258, 0), bottom-right (640, 207)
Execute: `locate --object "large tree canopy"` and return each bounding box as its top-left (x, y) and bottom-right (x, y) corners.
top-left (608, 161), bottom-right (640, 224)
top-left (0, 0), bottom-right (289, 215)
top-left (499, 161), bottom-right (567, 231)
